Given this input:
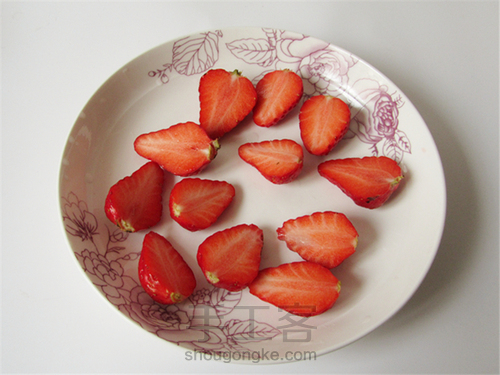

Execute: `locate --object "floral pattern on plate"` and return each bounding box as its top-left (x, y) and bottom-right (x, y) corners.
top-left (148, 28), bottom-right (410, 162)
top-left (62, 192), bottom-right (280, 355)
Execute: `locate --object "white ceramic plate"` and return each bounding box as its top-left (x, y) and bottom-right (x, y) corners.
top-left (59, 27), bottom-right (446, 363)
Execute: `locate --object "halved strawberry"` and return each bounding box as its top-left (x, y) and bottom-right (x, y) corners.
top-left (169, 178), bottom-right (235, 231)
top-left (134, 121), bottom-right (219, 177)
top-left (277, 212), bottom-right (359, 268)
top-left (253, 69), bottom-right (303, 127)
top-left (138, 231), bottom-right (196, 304)
top-left (199, 69), bottom-right (257, 139)
top-left (249, 261), bottom-right (341, 317)
top-left (318, 156), bottom-right (404, 209)
top-left (104, 162), bottom-right (164, 232)
top-left (197, 224), bottom-right (263, 291)
top-left (238, 139), bottom-right (303, 184)
top-left (299, 95), bottom-right (351, 155)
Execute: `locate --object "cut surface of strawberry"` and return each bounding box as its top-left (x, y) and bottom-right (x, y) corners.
top-left (238, 139), bottom-right (303, 184)
top-left (277, 212), bottom-right (359, 268)
top-left (197, 224), bottom-right (263, 291)
top-left (138, 231), bottom-right (196, 304)
top-left (169, 178), bottom-right (235, 231)
top-left (199, 69), bottom-right (257, 139)
top-left (253, 69), bottom-right (303, 127)
top-left (134, 121), bottom-right (219, 177)
top-left (249, 261), bottom-right (341, 317)
top-left (318, 156), bottom-right (404, 209)
top-left (104, 161), bottom-right (164, 232)
top-left (299, 95), bottom-right (351, 155)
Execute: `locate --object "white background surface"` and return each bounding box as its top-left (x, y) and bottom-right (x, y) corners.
top-left (2, 1), bottom-right (498, 374)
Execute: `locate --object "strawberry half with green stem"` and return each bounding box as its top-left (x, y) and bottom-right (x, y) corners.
top-left (199, 69), bottom-right (257, 139)
top-left (318, 156), bottom-right (404, 209)
top-left (238, 139), bottom-right (303, 184)
top-left (138, 231), bottom-right (196, 304)
top-left (134, 121), bottom-right (219, 177)
top-left (249, 261), bottom-right (341, 317)
top-left (169, 178), bottom-right (235, 231)
top-left (104, 161), bottom-right (164, 232)
top-left (253, 69), bottom-right (303, 127)
top-left (299, 95), bottom-right (351, 155)
top-left (277, 211), bottom-right (359, 268)
top-left (197, 224), bottom-right (263, 291)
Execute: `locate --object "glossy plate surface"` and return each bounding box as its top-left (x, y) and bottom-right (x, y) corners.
top-left (59, 27), bottom-right (446, 363)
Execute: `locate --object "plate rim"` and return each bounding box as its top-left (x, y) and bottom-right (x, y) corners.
top-left (58, 26), bottom-right (447, 363)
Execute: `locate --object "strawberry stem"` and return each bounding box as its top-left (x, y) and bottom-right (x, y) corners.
top-left (118, 219), bottom-right (135, 233)
top-left (206, 271), bottom-right (219, 285)
top-left (391, 175), bottom-right (404, 187)
top-left (212, 138), bottom-right (220, 151)
top-left (170, 292), bottom-right (183, 304)
top-left (208, 139), bottom-right (220, 160)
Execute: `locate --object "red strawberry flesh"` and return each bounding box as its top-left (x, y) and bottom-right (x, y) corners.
top-left (238, 139), bottom-right (303, 184)
top-left (318, 156), bottom-right (404, 209)
top-left (249, 261), bottom-right (341, 317)
top-left (169, 178), bottom-right (235, 231)
top-left (253, 69), bottom-right (303, 127)
top-left (299, 95), bottom-right (351, 155)
top-left (138, 231), bottom-right (196, 304)
top-left (197, 224), bottom-right (263, 291)
top-left (277, 211), bottom-right (359, 268)
top-left (134, 121), bottom-right (219, 177)
top-left (104, 161), bottom-right (164, 232)
top-left (199, 69), bottom-right (257, 139)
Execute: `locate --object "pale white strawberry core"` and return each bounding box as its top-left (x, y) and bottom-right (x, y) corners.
top-left (172, 203), bottom-right (182, 217)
